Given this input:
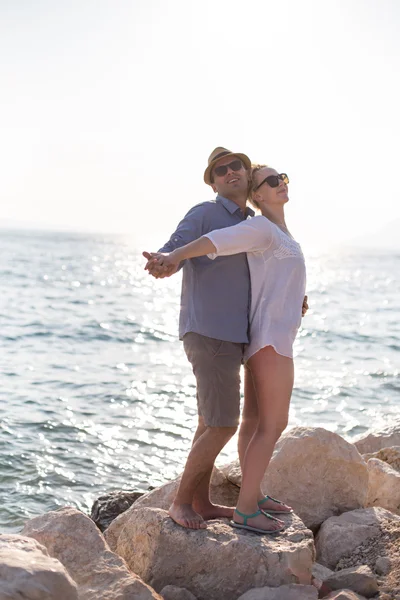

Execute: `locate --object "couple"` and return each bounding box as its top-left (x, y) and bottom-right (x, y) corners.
top-left (143, 147), bottom-right (307, 534)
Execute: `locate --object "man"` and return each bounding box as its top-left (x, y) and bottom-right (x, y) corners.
top-left (143, 147), bottom-right (254, 529)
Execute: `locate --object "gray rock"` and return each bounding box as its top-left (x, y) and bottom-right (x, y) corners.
top-left (324, 565), bottom-right (378, 597)
top-left (374, 555), bottom-right (391, 575)
top-left (311, 562), bottom-right (334, 581)
top-left (236, 584), bottom-right (318, 599)
top-left (91, 489), bottom-right (144, 531)
top-left (315, 506), bottom-right (400, 570)
top-left (160, 585), bottom-right (197, 599)
top-left (324, 591), bottom-right (368, 599)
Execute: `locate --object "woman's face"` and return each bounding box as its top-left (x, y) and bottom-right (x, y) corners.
top-left (252, 167), bottom-right (289, 207)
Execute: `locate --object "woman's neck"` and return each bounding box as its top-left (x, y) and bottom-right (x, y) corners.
top-left (260, 205), bottom-right (286, 228)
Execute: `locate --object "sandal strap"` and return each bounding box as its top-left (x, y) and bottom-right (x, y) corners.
top-left (234, 508), bottom-right (262, 526)
top-left (259, 495), bottom-right (285, 507)
top-left (260, 510), bottom-right (282, 522)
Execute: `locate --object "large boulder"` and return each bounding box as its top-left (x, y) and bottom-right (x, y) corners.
top-left (0, 533), bottom-right (78, 600)
top-left (105, 467), bottom-right (239, 552)
top-left (113, 506), bottom-right (315, 600)
top-left (354, 420), bottom-right (400, 454)
top-left (236, 584), bottom-right (318, 599)
top-left (366, 458), bottom-right (400, 514)
top-left (222, 427), bottom-right (368, 530)
top-left (315, 506), bottom-right (400, 570)
top-left (21, 506), bottom-right (162, 600)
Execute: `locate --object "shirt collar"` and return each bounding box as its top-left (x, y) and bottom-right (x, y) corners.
top-left (216, 195), bottom-right (255, 218)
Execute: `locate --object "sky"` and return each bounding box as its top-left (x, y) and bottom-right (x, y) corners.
top-left (1, 0), bottom-right (399, 249)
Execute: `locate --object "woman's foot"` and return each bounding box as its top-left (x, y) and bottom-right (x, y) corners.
top-left (169, 502), bottom-right (207, 529)
top-left (232, 508), bottom-right (284, 533)
top-left (258, 495), bottom-right (293, 514)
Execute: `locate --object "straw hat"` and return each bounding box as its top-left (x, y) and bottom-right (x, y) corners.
top-left (204, 147), bottom-right (251, 185)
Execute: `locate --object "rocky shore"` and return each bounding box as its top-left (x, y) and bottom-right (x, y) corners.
top-left (1, 422), bottom-right (400, 600)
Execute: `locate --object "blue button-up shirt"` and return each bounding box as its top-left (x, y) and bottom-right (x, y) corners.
top-left (159, 195), bottom-right (254, 343)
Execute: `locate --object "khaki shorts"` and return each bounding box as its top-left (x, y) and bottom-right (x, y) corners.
top-left (183, 332), bottom-right (244, 428)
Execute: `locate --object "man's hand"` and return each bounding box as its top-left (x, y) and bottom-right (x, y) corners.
top-left (302, 295), bottom-right (309, 317)
top-left (142, 251), bottom-right (178, 279)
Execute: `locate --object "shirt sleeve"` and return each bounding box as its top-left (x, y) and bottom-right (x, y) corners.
top-left (158, 204), bottom-right (208, 253)
top-left (204, 216), bottom-right (274, 259)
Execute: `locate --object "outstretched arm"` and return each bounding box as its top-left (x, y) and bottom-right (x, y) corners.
top-left (144, 236), bottom-right (217, 273)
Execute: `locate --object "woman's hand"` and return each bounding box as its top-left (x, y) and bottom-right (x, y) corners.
top-left (155, 250), bottom-right (182, 270)
top-left (142, 251), bottom-right (180, 278)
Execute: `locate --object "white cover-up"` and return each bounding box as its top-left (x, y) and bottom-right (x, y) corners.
top-left (204, 215), bottom-right (306, 361)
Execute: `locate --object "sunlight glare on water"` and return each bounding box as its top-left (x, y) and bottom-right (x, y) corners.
top-left (1, 231), bottom-right (399, 531)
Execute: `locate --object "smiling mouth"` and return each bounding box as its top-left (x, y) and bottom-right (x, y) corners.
top-left (227, 177), bottom-right (239, 183)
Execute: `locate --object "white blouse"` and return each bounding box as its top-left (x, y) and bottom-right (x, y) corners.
top-left (204, 215), bottom-right (306, 360)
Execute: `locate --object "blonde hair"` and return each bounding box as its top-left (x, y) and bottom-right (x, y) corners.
top-left (248, 164), bottom-right (268, 209)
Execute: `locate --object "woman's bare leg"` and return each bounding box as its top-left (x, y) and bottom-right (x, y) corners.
top-left (233, 346), bottom-right (294, 532)
top-left (238, 365), bottom-right (259, 471)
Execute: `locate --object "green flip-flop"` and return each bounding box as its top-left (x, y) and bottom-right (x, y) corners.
top-left (258, 495), bottom-right (293, 515)
top-left (230, 508), bottom-right (285, 535)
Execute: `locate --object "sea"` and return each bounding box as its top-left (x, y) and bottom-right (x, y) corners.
top-left (1, 229), bottom-right (399, 533)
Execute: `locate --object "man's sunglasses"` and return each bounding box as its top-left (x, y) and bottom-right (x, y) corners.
top-left (213, 159), bottom-right (243, 178)
top-left (254, 173), bottom-right (289, 191)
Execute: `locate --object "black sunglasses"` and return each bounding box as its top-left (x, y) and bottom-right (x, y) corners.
top-left (213, 159), bottom-right (243, 178)
top-left (254, 173), bottom-right (289, 192)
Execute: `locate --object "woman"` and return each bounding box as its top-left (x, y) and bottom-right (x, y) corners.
top-left (153, 165), bottom-right (306, 534)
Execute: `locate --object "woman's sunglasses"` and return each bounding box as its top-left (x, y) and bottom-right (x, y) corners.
top-left (254, 173), bottom-right (289, 191)
top-left (213, 159), bottom-right (243, 178)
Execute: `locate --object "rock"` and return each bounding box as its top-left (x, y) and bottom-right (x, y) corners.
top-left (159, 585), bottom-right (197, 599)
top-left (324, 591), bottom-right (368, 599)
top-left (222, 427), bottom-right (368, 531)
top-left (354, 420), bottom-right (400, 454)
top-left (21, 506), bottom-right (162, 600)
top-left (105, 467), bottom-right (239, 552)
top-left (236, 584), bottom-right (318, 599)
top-left (324, 565), bottom-right (378, 597)
top-left (366, 458), bottom-right (400, 514)
top-left (91, 489), bottom-right (145, 531)
top-left (0, 533), bottom-right (78, 600)
top-left (315, 506), bottom-right (400, 570)
top-left (362, 446), bottom-right (400, 471)
top-left (375, 556), bottom-right (391, 575)
top-left (311, 562), bottom-right (334, 581)
top-left (114, 507), bottom-right (315, 600)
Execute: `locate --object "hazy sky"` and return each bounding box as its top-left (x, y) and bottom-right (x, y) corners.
top-left (1, 0), bottom-right (399, 248)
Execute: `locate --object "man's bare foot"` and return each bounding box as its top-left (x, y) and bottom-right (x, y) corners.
top-left (233, 509), bottom-right (284, 533)
top-left (168, 502), bottom-right (207, 529)
top-left (258, 495), bottom-right (292, 514)
top-left (193, 501), bottom-right (234, 520)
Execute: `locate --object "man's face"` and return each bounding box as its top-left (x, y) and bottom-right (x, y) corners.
top-left (211, 155), bottom-right (249, 198)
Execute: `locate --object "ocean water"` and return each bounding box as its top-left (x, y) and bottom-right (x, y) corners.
top-left (1, 229), bottom-right (399, 533)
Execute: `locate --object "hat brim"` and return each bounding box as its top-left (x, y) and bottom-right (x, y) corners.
top-left (204, 152), bottom-right (252, 185)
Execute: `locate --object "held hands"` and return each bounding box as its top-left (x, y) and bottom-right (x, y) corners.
top-left (302, 295), bottom-right (309, 317)
top-left (142, 251), bottom-right (179, 279)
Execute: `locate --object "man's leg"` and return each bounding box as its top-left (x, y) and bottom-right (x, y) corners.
top-left (169, 424), bottom-right (237, 528)
top-left (181, 415), bottom-right (235, 520)
top-left (169, 333), bottom-right (242, 529)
